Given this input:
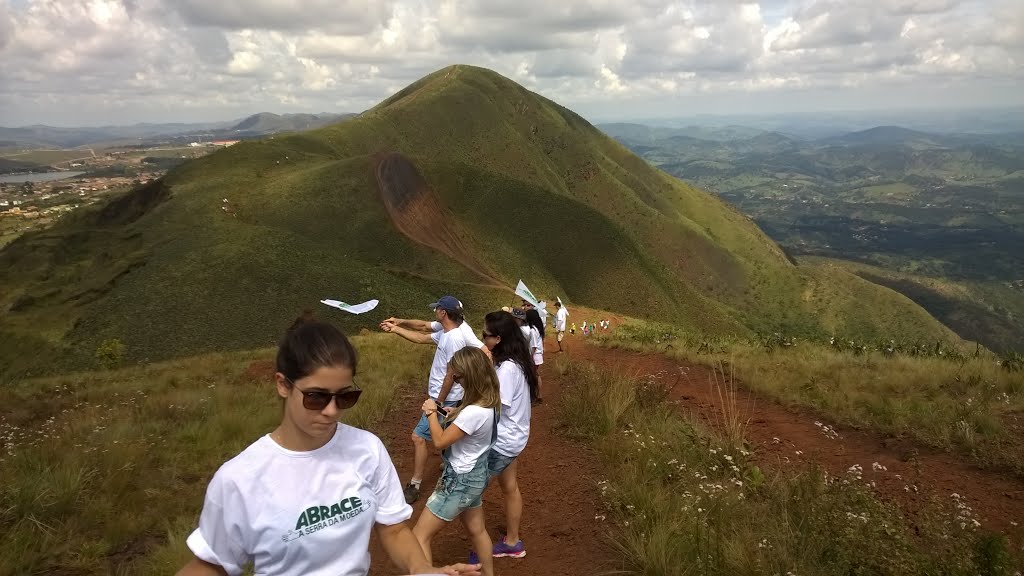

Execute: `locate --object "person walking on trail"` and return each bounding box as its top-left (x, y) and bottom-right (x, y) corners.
top-left (177, 316), bottom-right (480, 576)
top-left (511, 308), bottom-right (544, 405)
top-left (380, 296), bottom-right (477, 504)
top-left (468, 311), bottom-right (538, 563)
top-left (536, 300), bottom-right (548, 333)
top-left (413, 347), bottom-right (500, 576)
top-left (554, 301), bottom-right (568, 353)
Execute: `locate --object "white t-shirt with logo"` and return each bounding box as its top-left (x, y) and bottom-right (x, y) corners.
top-left (430, 320), bottom-right (484, 350)
top-left (428, 326), bottom-right (476, 401)
top-left (186, 424), bottom-right (411, 576)
top-left (447, 404), bottom-right (496, 474)
top-left (555, 308), bottom-right (568, 331)
top-left (494, 360), bottom-right (531, 458)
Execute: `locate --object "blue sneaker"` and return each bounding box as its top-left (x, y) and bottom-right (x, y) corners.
top-left (468, 550), bottom-right (480, 564)
top-left (492, 537), bottom-right (526, 558)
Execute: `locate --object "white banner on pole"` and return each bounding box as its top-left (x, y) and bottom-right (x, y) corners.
top-left (514, 280), bottom-right (540, 307)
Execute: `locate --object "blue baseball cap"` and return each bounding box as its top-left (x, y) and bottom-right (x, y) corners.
top-left (429, 295), bottom-right (463, 313)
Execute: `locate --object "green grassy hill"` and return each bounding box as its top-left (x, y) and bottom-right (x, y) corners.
top-left (0, 65), bottom-right (962, 377)
top-left (800, 256), bottom-right (1024, 353)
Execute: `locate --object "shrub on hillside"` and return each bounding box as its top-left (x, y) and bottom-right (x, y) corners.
top-left (95, 338), bottom-right (127, 369)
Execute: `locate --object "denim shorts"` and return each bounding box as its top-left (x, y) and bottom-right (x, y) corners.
top-left (426, 456), bottom-right (489, 521)
top-left (487, 449), bottom-right (518, 478)
top-left (413, 399), bottom-right (461, 442)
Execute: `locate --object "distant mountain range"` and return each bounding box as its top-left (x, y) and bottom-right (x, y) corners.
top-left (620, 107), bottom-right (1024, 140)
top-left (0, 112), bottom-right (356, 149)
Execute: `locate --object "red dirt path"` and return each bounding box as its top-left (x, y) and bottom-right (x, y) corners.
top-left (368, 352), bottom-right (622, 575)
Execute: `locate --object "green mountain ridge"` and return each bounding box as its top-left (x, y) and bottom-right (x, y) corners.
top-left (0, 65), bottom-right (963, 377)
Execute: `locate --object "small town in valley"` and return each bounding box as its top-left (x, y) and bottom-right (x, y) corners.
top-left (0, 142), bottom-right (234, 246)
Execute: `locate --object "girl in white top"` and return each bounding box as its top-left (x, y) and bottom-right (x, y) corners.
top-left (414, 347), bottom-right (501, 576)
top-left (176, 317), bottom-right (480, 576)
top-left (478, 311), bottom-right (539, 559)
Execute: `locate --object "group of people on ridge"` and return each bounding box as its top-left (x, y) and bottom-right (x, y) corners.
top-left (177, 293), bottom-right (569, 576)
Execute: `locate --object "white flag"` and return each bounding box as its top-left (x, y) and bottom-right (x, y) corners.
top-left (320, 299), bottom-right (380, 315)
top-left (514, 280), bottom-right (540, 307)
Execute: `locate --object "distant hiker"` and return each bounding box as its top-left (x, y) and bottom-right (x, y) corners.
top-left (381, 296), bottom-right (478, 504)
top-left (554, 301), bottom-right (569, 352)
top-left (413, 347), bottom-right (500, 576)
top-left (471, 311), bottom-right (538, 562)
top-left (570, 322), bottom-right (577, 336)
top-left (176, 315), bottom-right (479, 576)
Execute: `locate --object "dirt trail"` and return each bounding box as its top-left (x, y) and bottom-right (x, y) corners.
top-left (369, 348), bottom-right (620, 575)
top-left (564, 336), bottom-right (1024, 547)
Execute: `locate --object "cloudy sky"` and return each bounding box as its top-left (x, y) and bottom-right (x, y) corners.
top-left (0, 0), bottom-right (1021, 126)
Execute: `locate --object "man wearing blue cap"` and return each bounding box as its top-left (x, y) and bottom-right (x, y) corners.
top-left (381, 295), bottom-right (481, 503)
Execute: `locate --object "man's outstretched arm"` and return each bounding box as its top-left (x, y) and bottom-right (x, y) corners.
top-left (384, 317), bottom-right (435, 333)
top-left (381, 322), bottom-right (435, 344)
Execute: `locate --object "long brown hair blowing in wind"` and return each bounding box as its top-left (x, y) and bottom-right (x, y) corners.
top-left (447, 347), bottom-right (501, 421)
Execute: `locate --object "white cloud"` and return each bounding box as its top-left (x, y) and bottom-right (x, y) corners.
top-left (0, 0), bottom-right (1019, 126)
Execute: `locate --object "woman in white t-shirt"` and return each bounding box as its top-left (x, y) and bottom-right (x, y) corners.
top-left (176, 317), bottom-right (480, 576)
top-left (414, 347), bottom-right (500, 576)
top-left (477, 310), bottom-right (539, 560)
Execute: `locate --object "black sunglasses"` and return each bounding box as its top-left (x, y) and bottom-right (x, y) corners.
top-left (292, 382), bottom-right (362, 411)
top-left (481, 331), bottom-right (497, 339)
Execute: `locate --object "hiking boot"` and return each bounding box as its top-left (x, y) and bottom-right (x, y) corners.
top-left (403, 483), bottom-right (420, 504)
top-left (493, 537), bottom-right (526, 558)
